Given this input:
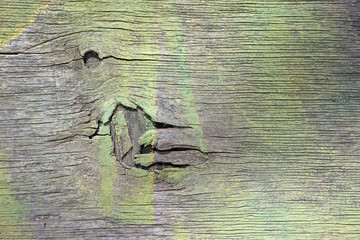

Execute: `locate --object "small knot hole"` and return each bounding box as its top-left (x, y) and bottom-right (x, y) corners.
top-left (83, 51), bottom-right (100, 69)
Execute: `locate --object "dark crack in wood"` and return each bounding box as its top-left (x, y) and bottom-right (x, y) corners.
top-left (104, 103), bottom-right (207, 171)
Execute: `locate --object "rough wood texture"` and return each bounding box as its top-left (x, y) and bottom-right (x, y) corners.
top-left (0, 0), bottom-right (359, 239)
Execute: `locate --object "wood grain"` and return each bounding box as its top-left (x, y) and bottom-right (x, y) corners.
top-left (0, 0), bottom-right (359, 239)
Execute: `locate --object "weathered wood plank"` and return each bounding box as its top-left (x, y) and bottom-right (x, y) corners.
top-left (0, 0), bottom-right (359, 239)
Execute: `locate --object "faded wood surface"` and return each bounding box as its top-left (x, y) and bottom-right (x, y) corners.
top-left (0, 0), bottom-right (360, 239)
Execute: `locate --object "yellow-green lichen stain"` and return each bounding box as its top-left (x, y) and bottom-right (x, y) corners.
top-left (68, 0), bottom-right (162, 224)
top-left (96, 136), bottom-right (118, 215)
top-left (138, 129), bottom-right (157, 148)
top-left (243, 5), bottom-right (359, 238)
top-left (173, 223), bottom-right (192, 240)
top-left (0, 148), bottom-right (29, 239)
top-left (156, 1), bottom-right (207, 153)
top-left (134, 153), bottom-right (155, 168)
top-left (147, 1), bottom-right (360, 239)
top-left (158, 163), bottom-right (253, 239)
top-left (54, 0), bottom-right (360, 238)
top-left (0, 0), bottom-right (49, 47)
top-left (95, 135), bottom-right (155, 224)
top-left (112, 169), bottom-right (155, 224)
top-left (206, 2), bottom-right (360, 239)
top-left (67, 0), bottom-right (207, 226)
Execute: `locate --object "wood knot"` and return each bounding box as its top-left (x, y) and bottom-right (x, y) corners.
top-left (83, 51), bottom-right (100, 69)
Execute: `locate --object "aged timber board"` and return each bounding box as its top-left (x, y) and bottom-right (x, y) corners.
top-left (0, 0), bottom-right (359, 239)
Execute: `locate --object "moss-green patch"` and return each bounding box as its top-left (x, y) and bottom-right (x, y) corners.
top-left (95, 135), bottom-right (155, 224)
top-left (173, 223), bottom-right (192, 240)
top-left (64, 0), bottom-right (161, 121)
top-left (99, 98), bottom-right (136, 124)
top-left (155, 1), bottom-right (207, 153)
top-left (112, 169), bottom-right (155, 224)
top-left (0, 0), bottom-right (49, 47)
top-left (63, 0), bottom-right (163, 224)
top-left (160, 163), bottom-right (252, 239)
top-left (98, 124), bottom-right (110, 135)
top-left (96, 136), bottom-right (118, 215)
top-left (138, 129), bottom-right (157, 147)
top-left (134, 153), bottom-right (155, 168)
top-left (158, 167), bottom-right (190, 184)
top-left (231, 3), bottom-right (360, 238)
top-left (0, 148), bottom-right (30, 239)
top-left (153, 2), bottom-right (360, 238)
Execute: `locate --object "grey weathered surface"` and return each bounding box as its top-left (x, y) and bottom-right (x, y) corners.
top-left (0, 0), bottom-right (360, 239)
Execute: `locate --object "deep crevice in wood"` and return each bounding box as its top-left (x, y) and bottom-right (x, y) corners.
top-left (135, 162), bottom-right (190, 172)
top-left (88, 120), bottom-right (101, 139)
top-left (88, 102), bottom-right (205, 171)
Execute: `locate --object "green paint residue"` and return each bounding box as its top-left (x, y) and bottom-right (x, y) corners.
top-left (99, 98), bottom-right (136, 124)
top-left (95, 129), bottom-right (155, 224)
top-left (96, 136), bottom-right (118, 215)
top-left (134, 153), bottom-right (155, 168)
top-left (67, 0), bottom-right (162, 224)
top-left (113, 169), bottom-right (155, 224)
top-left (0, 0), bottom-right (49, 48)
top-left (0, 149), bottom-right (29, 239)
top-left (151, 2), bottom-right (360, 239)
top-left (158, 1), bottom-right (207, 153)
top-left (161, 163), bottom-right (251, 239)
top-left (173, 223), bottom-right (192, 240)
top-left (236, 3), bottom-right (359, 239)
top-left (138, 129), bottom-right (157, 147)
top-left (159, 167), bottom-right (189, 184)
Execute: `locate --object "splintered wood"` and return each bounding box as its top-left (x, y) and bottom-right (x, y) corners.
top-left (0, 0), bottom-right (359, 239)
